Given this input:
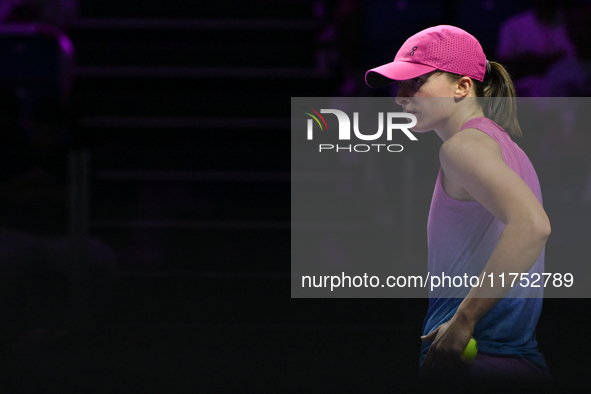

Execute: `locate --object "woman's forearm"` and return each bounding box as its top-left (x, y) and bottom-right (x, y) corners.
top-left (455, 219), bottom-right (550, 328)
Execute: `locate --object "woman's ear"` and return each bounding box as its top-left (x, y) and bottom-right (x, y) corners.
top-left (455, 76), bottom-right (474, 98)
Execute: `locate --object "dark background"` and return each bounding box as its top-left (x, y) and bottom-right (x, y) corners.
top-left (0, 0), bottom-right (589, 392)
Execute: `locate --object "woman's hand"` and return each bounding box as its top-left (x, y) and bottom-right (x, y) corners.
top-left (421, 314), bottom-right (475, 375)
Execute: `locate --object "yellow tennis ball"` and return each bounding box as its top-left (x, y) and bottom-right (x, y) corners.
top-left (463, 337), bottom-right (478, 361)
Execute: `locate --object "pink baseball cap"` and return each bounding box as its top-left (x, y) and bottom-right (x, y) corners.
top-left (365, 25), bottom-right (486, 88)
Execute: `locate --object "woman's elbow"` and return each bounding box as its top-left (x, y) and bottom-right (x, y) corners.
top-left (513, 211), bottom-right (551, 242)
top-left (533, 214), bottom-right (551, 242)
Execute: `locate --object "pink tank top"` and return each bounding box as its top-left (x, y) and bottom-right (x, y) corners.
top-left (422, 117), bottom-right (547, 366)
top-left (426, 116), bottom-right (545, 299)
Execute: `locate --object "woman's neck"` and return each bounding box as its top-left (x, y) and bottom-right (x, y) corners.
top-left (435, 107), bottom-right (485, 142)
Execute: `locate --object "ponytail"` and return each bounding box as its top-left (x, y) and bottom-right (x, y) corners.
top-left (444, 61), bottom-right (522, 138)
top-left (474, 61), bottom-right (522, 138)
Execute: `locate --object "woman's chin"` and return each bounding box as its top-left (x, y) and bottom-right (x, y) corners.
top-left (410, 126), bottom-right (433, 134)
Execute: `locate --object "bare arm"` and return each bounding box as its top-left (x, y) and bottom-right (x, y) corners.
top-left (421, 128), bottom-right (550, 372)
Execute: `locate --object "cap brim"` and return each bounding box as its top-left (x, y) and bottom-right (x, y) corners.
top-left (365, 61), bottom-right (437, 88)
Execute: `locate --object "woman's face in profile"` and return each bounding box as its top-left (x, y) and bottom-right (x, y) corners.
top-left (394, 71), bottom-right (458, 133)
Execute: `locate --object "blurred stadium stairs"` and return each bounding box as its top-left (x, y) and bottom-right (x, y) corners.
top-left (66, 1), bottom-right (341, 332)
top-left (42, 2), bottom-right (429, 390)
top-left (39, 2), bottom-right (437, 392)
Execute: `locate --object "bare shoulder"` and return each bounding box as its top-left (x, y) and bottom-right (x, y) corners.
top-left (439, 128), bottom-right (504, 187)
top-left (438, 128), bottom-right (547, 226)
top-left (440, 128), bottom-right (502, 166)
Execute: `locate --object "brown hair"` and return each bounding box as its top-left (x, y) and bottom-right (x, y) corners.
top-left (445, 61), bottom-right (522, 138)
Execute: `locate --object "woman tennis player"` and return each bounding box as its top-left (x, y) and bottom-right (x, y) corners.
top-left (365, 25), bottom-right (552, 383)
